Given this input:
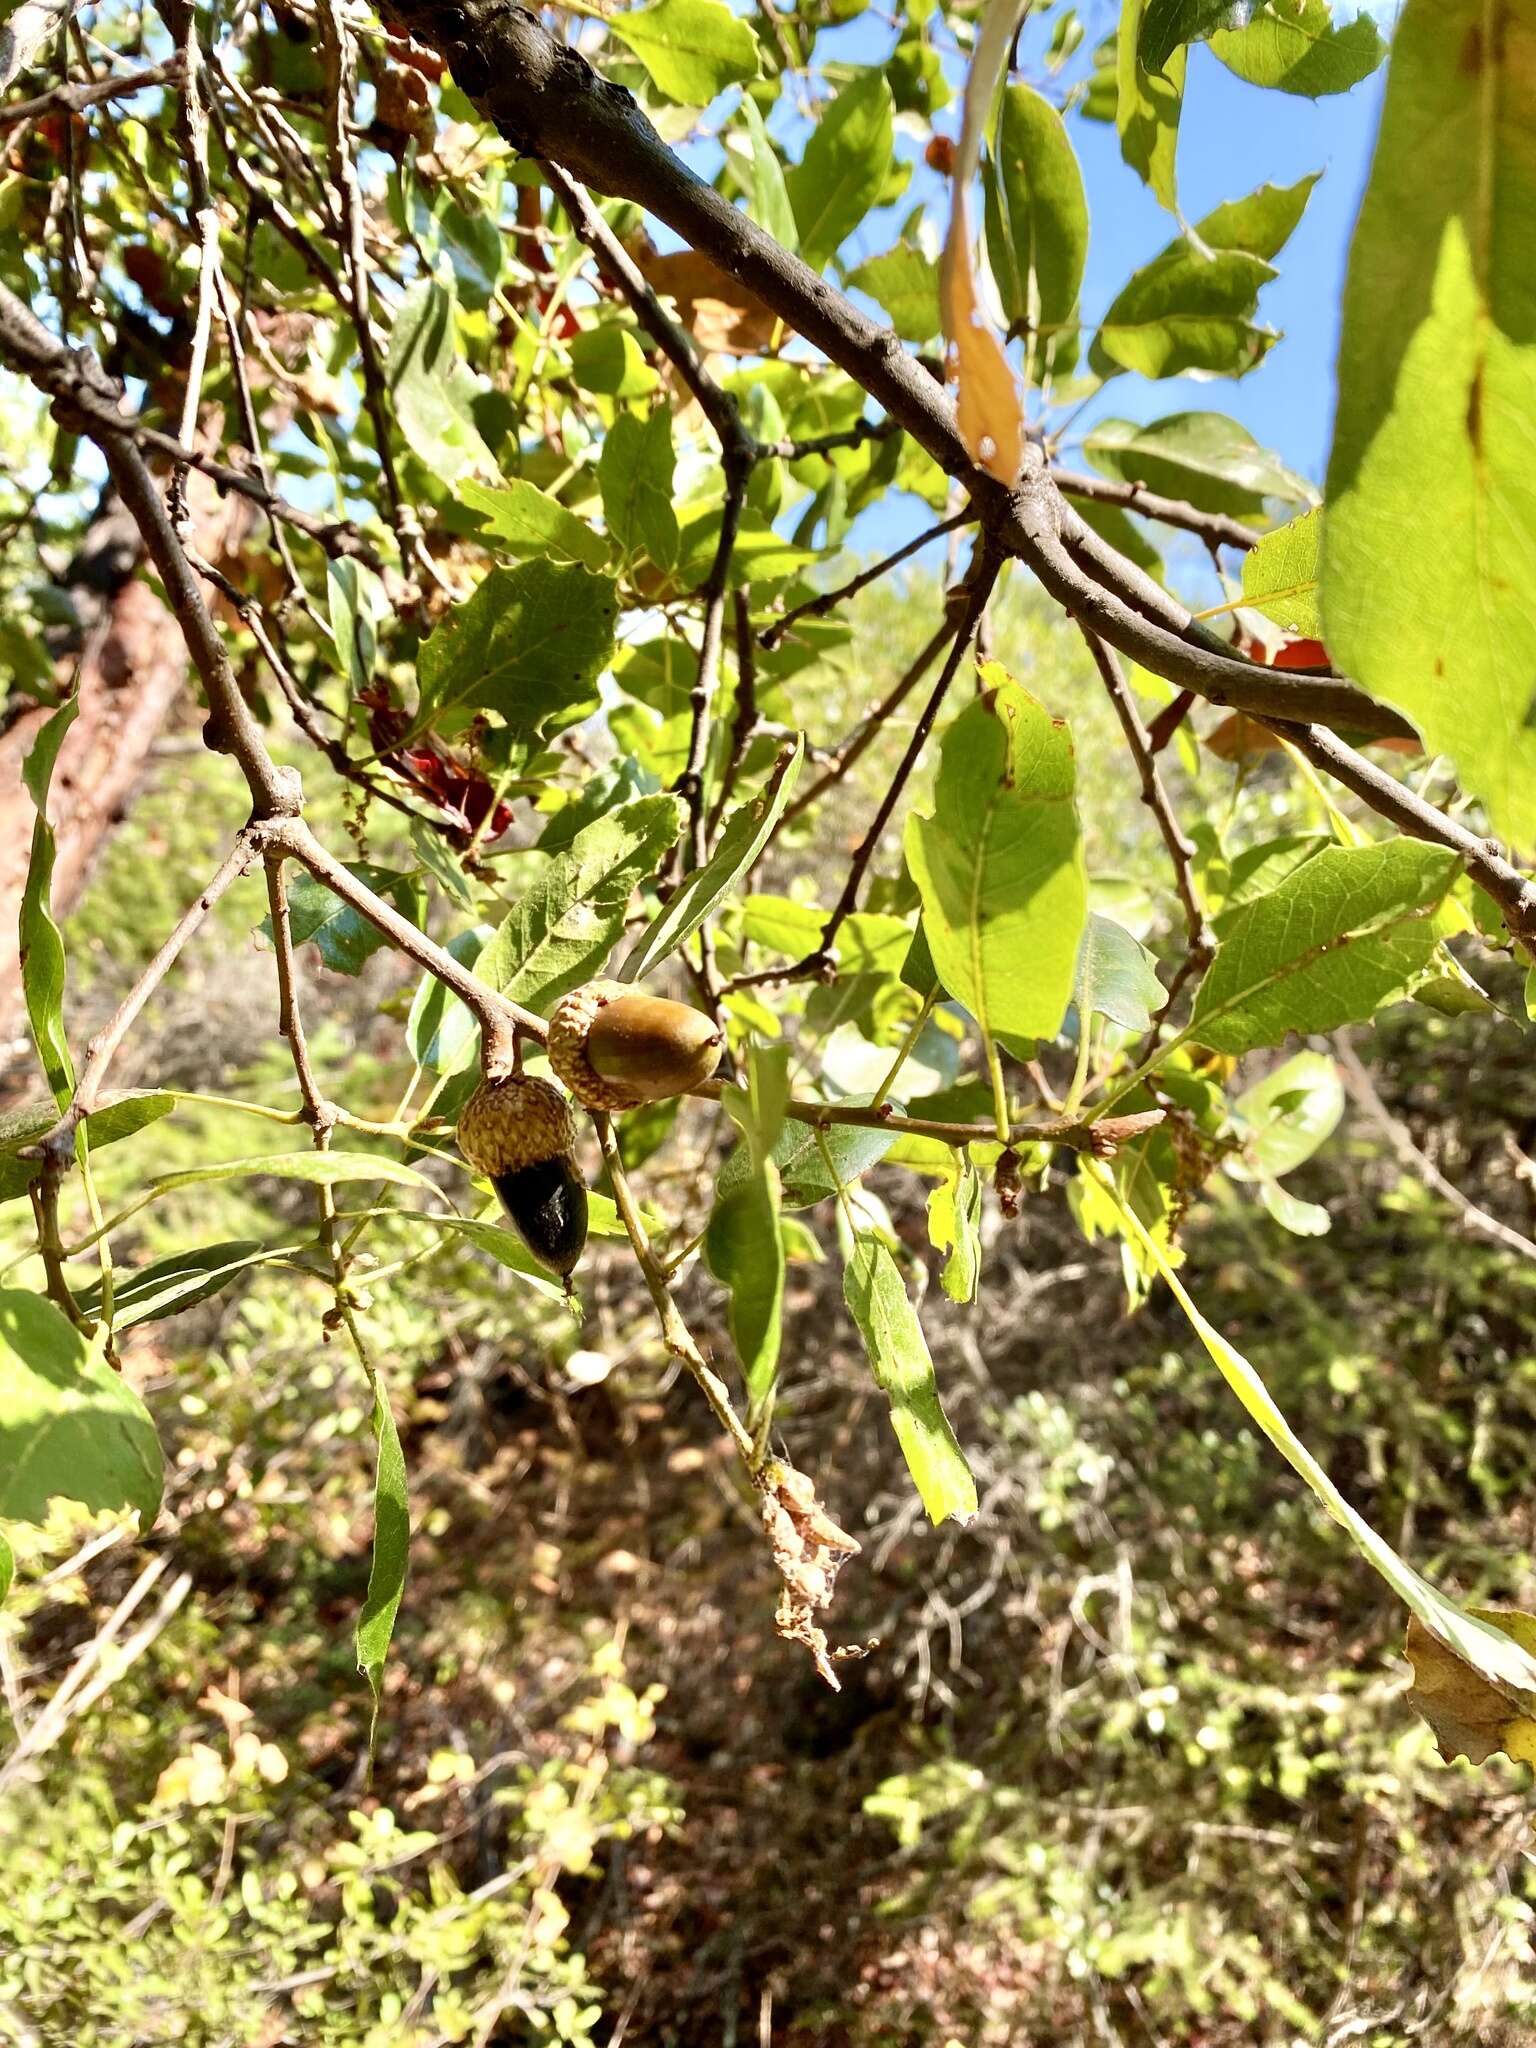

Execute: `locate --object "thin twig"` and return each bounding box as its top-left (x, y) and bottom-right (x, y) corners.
top-left (781, 617), bottom-right (954, 827)
top-left (1264, 719), bottom-right (1536, 956)
top-left (1081, 629), bottom-right (1212, 959)
top-left (264, 857), bottom-right (337, 1138)
top-left (166, 0), bottom-right (219, 540)
top-left (1051, 466), bottom-right (1263, 552)
top-left (268, 816), bottom-right (544, 1073)
top-left (679, 451), bottom-right (751, 869)
top-left (0, 52), bottom-right (183, 128)
top-left (758, 416), bottom-right (900, 462)
top-left (761, 509), bottom-right (973, 650)
top-left (28, 1177), bottom-right (84, 1326)
top-left (1336, 1038), bottom-right (1536, 1264)
top-left (314, 0), bottom-right (410, 553)
top-left (751, 1095), bottom-right (1165, 1155)
top-left (593, 1113), bottom-right (756, 1465)
top-left (0, 1561), bottom-right (193, 1793)
top-left (728, 550), bottom-right (999, 990)
top-left (707, 588), bottom-right (760, 843)
top-left (539, 159), bottom-right (747, 453)
top-left (29, 834), bottom-right (264, 1170)
top-left (114, 414), bottom-right (372, 559)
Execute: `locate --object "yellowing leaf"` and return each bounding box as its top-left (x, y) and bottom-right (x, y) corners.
top-left (941, 208), bottom-right (1024, 484)
top-left (939, 0), bottom-right (1029, 483)
top-left (630, 236), bottom-right (786, 354)
top-left (1091, 1161), bottom-right (1536, 1760)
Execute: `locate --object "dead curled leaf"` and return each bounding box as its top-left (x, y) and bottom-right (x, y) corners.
top-left (1203, 712), bottom-right (1287, 761)
top-left (1405, 1609), bottom-right (1536, 1766)
top-left (628, 232), bottom-right (785, 355)
top-left (936, 0), bottom-right (1029, 486)
top-left (940, 194), bottom-right (1023, 487)
top-left (759, 1457), bottom-right (870, 1690)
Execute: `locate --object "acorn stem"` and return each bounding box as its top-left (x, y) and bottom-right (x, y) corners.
top-left (593, 1112), bottom-right (756, 1467)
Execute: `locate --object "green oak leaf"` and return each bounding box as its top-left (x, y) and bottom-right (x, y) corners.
top-left (906, 663), bottom-right (1088, 1045)
top-left (843, 1233), bottom-right (977, 1526)
top-left (1189, 841), bottom-right (1460, 1054)
top-left (0, 1290), bottom-right (163, 1529)
top-left (1322, 0), bottom-right (1536, 845)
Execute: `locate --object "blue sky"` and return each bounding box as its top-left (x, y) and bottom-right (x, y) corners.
top-left (761, 8), bottom-right (1393, 565)
top-left (1066, 44), bottom-right (1387, 487)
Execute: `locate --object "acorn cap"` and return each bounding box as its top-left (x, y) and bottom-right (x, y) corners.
top-left (457, 1073), bottom-right (587, 1277)
top-left (549, 979), bottom-right (722, 1112)
top-left (457, 1073), bottom-right (578, 1177)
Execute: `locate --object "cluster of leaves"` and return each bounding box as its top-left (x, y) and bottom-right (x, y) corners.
top-left (10, 945), bottom-right (1536, 2043)
top-left (1, 0), bottom-right (1535, 1780)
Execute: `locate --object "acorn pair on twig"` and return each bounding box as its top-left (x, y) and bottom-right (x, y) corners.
top-left (456, 980), bottom-right (722, 1277)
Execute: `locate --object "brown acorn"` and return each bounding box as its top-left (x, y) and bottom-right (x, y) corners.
top-left (457, 1073), bottom-right (587, 1276)
top-left (549, 979), bottom-right (723, 1112)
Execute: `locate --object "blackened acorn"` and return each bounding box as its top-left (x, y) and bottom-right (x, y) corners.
top-left (456, 1073), bottom-right (587, 1277)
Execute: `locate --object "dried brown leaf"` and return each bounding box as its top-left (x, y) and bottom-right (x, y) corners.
top-left (631, 239), bottom-right (784, 355)
top-left (1405, 1609), bottom-right (1536, 1766)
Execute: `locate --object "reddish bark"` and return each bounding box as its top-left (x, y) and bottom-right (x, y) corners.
top-left (0, 465), bottom-right (255, 1067)
top-left (0, 575), bottom-right (187, 1063)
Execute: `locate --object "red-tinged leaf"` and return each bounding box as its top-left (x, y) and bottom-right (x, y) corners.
top-left (1271, 636), bottom-right (1330, 670)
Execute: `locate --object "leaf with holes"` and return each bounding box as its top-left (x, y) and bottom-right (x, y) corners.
top-left (416, 560), bottom-right (618, 738)
top-left (1211, 0), bottom-right (1385, 97)
top-left (260, 864), bottom-right (421, 977)
top-left (927, 1158), bottom-right (982, 1305)
top-left (459, 478), bottom-right (610, 570)
top-left (1226, 1049), bottom-right (1344, 1182)
top-left (1242, 508), bottom-right (1323, 638)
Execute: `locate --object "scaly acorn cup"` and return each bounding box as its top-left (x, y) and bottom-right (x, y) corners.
top-left (549, 979), bottom-right (723, 1112)
top-left (457, 1073), bottom-right (588, 1277)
